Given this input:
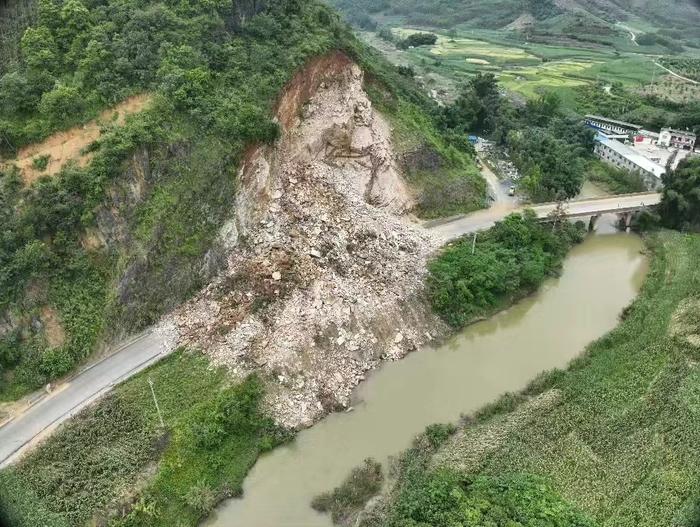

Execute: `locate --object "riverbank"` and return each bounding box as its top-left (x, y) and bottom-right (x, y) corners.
top-left (0, 218), bottom-right (638, 527)
top-left (360, 230), bottom-right (700, 527)
top-left (204, 222), bottom-right (646, 526)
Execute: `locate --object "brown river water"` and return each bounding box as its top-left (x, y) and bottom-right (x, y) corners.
top-left (205, 213), bottom-right (648, 527)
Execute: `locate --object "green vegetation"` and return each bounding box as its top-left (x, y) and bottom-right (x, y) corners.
top-left (0, 0), bottom-right (485, 398)
top-left (0, 351), bottom-right (287, 527)
top-left (386, 471), bottom-right (597, 527)
top-left (379, 230), bottom-right (700, 527)
top-left (31, 154), bottom-right (50, 171)
top-left (585, 159), bottom-right (647, 195)
top-left (384, 99), bottom-right (486, 218)
top-left (397, 32), bottom-right (436, 50)
top-left (428, 211), bottom-right (585, 328)
top-left (659, 157), bottom-right (700, 232)
top-left (312, 458), bottom-right (384, 524)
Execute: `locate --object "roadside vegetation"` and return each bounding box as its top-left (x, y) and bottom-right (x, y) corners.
top-left (0, 351), bottom-right (287, 527)
top-left (428, 210), bottom-right (585, 328)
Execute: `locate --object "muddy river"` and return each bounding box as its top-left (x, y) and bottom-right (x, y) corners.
top-left (206, 216), bottom-right (648, 527)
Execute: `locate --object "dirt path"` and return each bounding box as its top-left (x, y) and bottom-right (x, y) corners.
top-left (653, 61), bottom-right (699, 85)
top-left (616, 22), bottom-right (638, 46)
top-left (3, 94), bottom-right (151, 185)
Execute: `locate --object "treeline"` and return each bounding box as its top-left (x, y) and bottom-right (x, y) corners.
top-left (440, 73), bottom-right (595, 201)
top-left (428, 211), bottom-right (584, 328)
top-left (0, 0), bottom-right (346, 397)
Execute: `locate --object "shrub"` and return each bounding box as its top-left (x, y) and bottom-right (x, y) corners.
top-left (428, 211), bottom-right (584, 327)
top-left (32, 154), bottom-right (50, 171)
top-left (424, 423), bottom-right (456, 448)
top-left (312, 458), bottom-right (384, 524)
top-left (183, 480), bottom-right (217, 514)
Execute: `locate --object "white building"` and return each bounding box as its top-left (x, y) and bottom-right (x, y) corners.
top-left (585, 115), bottom-right (642, 140)
top-left (658, 128), bottom-right (696, 151)
top-left (594, 134), bottom-right (665, 189)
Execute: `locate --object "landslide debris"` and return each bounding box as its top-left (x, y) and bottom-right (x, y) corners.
top-left (174, 52), bottom-right (448, 428)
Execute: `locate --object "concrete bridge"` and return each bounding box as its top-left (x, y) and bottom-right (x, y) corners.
top-left (428, 192), bottom-right (661, 242)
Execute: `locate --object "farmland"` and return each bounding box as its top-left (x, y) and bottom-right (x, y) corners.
top-left (362, 26), bottom-right (700, 117)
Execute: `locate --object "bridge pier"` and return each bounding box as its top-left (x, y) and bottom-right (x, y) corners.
top-left (588, 214), bottom-right (601, 232)
top-left (619, 212), bottom-right (633, 232)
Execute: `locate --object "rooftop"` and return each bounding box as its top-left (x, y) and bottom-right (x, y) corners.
top-left (661, 128), bottom-right (696, 138)
top-left (596, 134), bottom-right (666, 178)
top-left (585, 115), bottom-right (642, 130)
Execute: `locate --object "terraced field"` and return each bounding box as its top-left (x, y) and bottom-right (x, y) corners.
top-left (369, 26), bottom-right (700, 109)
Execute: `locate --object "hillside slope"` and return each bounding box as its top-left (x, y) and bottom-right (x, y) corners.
top-left (329, 0), bottom-right (700, 44)
top-left (0, 0), bottom-right (484, 402)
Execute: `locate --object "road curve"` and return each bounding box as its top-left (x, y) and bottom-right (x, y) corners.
top-left (0, 330), bottom-right (174, 467)
top-left (0, 192), bottom-right (660, 467)
top-left (429, 192), bottom-right (661, 242)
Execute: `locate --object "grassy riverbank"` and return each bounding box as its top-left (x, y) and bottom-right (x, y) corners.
top-left (368, 230), bottom-right (700, 527)
top-left (0, 351), bottom-right (287, 527)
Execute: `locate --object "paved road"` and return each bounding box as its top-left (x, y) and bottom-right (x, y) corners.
top-left (429, 192), bottom-right (661, 242)
top-left (480, 160), bottom-right (516, 207)
top-left (0, 330), bottom-right (173, 467)
top-left (0, 191), bottom-right (660, 467)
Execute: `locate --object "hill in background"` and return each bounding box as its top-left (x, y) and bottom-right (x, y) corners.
top-left (328, 0), bottom-right (700, 51)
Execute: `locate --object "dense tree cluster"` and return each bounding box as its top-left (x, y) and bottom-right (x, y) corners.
top-left (397, 31), bottom-right (437, 49)
top-left (440, 74), bottom-right (594, 201)
top-left (428, 211), bottom-right (584, 328)
top-left (659, 157), bottom-right (700, 231)
top-left (0, 0), bottom-right (320, 152)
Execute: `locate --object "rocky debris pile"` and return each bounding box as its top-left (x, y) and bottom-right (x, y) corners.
top-left (173, 55), bottom-right (448, 428)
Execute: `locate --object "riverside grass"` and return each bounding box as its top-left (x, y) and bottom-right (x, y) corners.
top-left (386, 230), bottom-right (700, 527)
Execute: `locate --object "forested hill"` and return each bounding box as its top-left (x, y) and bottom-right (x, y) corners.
top-left (0, 0), bottom-right (481, 401)
top-left (328, 0), bottom-right (700, 39)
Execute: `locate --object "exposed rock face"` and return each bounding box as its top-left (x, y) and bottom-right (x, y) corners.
top-left (173, 52), bottom-right (447, 428)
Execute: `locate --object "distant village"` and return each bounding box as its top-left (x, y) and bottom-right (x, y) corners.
top-left (586, 115), bottom-right (698, 190)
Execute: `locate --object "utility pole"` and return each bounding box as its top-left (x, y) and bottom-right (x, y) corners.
top-left (471, 232), bottom-right (477, 255)
top-left (148, 377), bottom-right (165, 428)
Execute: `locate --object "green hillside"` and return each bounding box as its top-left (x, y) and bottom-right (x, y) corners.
top-left (329, 0), bottom-right (700, 47)
top-left (0, 0), bottom-right (483, 400)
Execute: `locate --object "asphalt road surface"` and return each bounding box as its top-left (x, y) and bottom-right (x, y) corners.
top-left (429, 192), bottom-right (661, 242)
top-left (0, 330), bottom-right (173, 467)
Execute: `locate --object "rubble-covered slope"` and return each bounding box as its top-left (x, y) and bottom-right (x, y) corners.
top-left (175, 52), bottom-right (449, 428)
